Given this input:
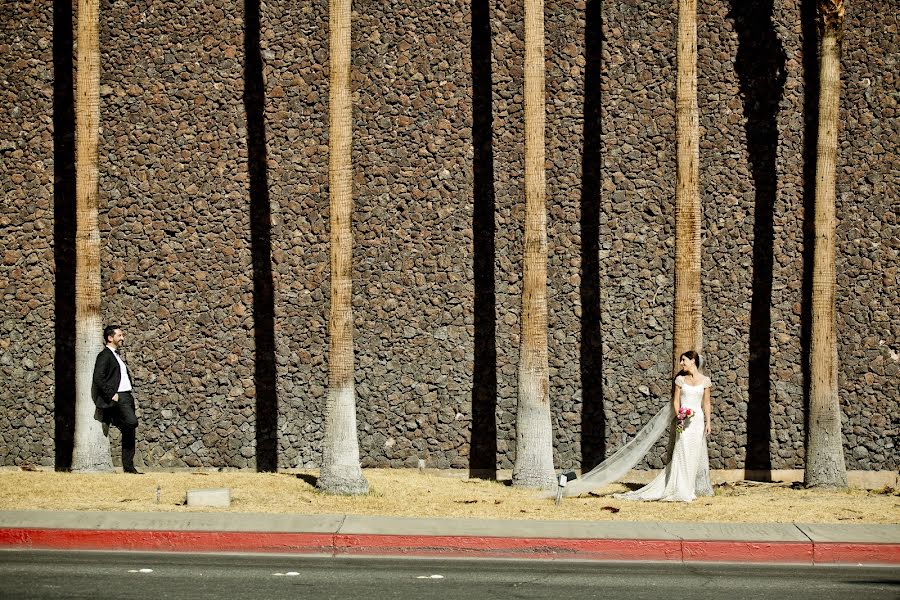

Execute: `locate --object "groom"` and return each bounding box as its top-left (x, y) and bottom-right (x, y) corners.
top-left (92, 325), bottom-right (141, 474)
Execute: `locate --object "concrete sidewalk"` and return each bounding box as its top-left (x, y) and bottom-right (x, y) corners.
top-left (0, 510), bottom-right (897, 566)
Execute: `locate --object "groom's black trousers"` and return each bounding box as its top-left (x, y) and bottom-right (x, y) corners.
top-left (107, 391), bottom-right (138, 471)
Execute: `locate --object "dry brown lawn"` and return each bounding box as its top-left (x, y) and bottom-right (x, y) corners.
top-left (1, 468), bottom-right (897, 524)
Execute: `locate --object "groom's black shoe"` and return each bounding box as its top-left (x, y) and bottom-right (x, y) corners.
top-left (123, 467), bottom-right (144, 475)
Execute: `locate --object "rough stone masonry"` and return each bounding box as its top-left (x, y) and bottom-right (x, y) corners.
top-left (0, 0), bottom-right (895, 471)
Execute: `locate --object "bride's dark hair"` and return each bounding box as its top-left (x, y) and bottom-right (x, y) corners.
top-left (678, 350), bottom-right (704, 374)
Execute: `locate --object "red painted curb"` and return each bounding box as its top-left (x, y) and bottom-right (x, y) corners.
top-left (813, 543), bottom-right (900, 565)
top-left (1, 528), bottom-right (898, 565)
top-left (0, 528), bottom-right (333, 555)
top-left (334, 534), bottom-right (683, 561)
top-left (682, 541), bottom-right (813, 563)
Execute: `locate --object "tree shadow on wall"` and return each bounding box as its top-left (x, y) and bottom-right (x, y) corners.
top-left (244, 0), bottom-right (278, 472)
top-left (53, 0), bottom-right (76, 471)
top-left (728, 0), bottom-right (787, 475)
top-left (580, 0), bottom-right (605, 472)
top-left (469, 0), bottom-right (497, 480)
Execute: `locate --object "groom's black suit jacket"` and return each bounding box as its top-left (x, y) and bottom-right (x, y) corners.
top-left (92, 347), bottom-right (123, 410)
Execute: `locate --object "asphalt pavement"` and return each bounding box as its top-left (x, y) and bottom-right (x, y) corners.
top-left (0, 550), bottom-right (898, 600)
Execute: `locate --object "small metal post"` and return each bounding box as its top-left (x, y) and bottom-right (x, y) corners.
top-left (555, 471), bottom-right (577, 506)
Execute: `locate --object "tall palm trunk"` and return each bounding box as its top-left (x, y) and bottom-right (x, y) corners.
top-left (512, 0), bottom-right (555, 490)
top-left (805, 0), bottom-right (847, 488)
top-left (71, 0), bottom-right (111, 472)
top-left (673, 0), bottom-right (703, 369)
top-left (317, 0), bottom-right (368, 495)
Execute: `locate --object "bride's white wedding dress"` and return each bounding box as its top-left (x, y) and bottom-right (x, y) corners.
top-left (614, 375), bottom-right (713, 502)
top-left (552, 374), bottom-right (714, 503)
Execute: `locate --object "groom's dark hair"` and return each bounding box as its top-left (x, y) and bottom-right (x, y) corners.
top-left (103, 325), bottom-right (121, 343)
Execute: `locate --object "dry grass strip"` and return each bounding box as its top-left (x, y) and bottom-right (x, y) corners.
top-left (0, 469), bottom-right (897, 523)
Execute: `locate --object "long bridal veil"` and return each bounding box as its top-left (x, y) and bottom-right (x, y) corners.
top-left (553, 403), bottom-right (676, 498)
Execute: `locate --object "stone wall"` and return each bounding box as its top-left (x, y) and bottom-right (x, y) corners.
top-left (0, 0), bottom-right (895, 471)
top-left (833, 3), bottom-right (897, 470)
top-left (0, 2), bottom-right (56, 465)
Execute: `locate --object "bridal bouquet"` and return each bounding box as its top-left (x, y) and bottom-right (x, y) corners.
top-left (675, 407), bottom-right (694, 433)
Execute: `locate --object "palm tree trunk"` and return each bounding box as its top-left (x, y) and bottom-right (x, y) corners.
top-left (673, 0), bottom-right (703, 370)
top-left (512, 0), bottom-right (555, 490)
top-left (805, 0), bottom-right (847, 489)
top-left (71, 0), bottom-right (112, 472)
top-left (317, 0), bottom-right (368, 495)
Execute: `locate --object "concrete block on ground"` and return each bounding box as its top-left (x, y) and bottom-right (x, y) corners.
top-left (186, 488), bottom-right (231, 508)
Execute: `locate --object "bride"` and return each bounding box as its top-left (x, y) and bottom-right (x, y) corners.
top-left (558, 350), bottom-right (713, 502)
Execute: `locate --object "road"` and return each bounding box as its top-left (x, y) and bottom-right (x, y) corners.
top-left (0, 550), bottom-right (897, 600)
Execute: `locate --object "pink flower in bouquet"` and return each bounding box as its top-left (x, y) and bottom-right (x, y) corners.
top-left (675, 407), bottom-right (694, 433)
